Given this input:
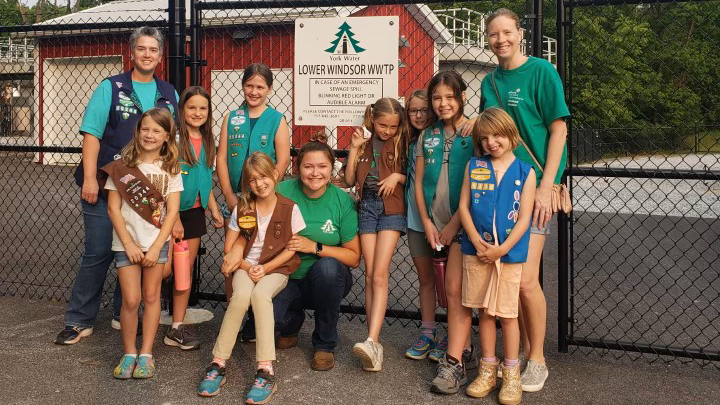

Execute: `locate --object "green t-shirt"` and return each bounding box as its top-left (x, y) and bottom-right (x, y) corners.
top-left (480, 56), bottom-right (570, 184)
top-left (79, 79), bottom-right (179, 138)
top-left (277, 178), bottom-right (358, 279)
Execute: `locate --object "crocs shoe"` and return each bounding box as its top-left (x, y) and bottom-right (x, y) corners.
top-left (132, 356), bottom-right (156, 379)
top-left (113, 354), bottom-right (137, 379)
top-left (198, 363), bottom-right (226, 397)
top-left (405, 334), bottom-right (437, 360)
top-left (428, 335), bottom-right (448, 362)
top-left (245, 370), bottom-right (277, 404)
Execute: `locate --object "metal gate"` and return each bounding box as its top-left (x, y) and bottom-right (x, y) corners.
top-left (560, 0), bottom-right (720, 364)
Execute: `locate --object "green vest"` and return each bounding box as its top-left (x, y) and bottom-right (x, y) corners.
top-left (226, 105), bottom-right (282, 192)
top-left (420, 121), bottom-right (473, 218)
top-left (179, 143), bottom-right (213, 211)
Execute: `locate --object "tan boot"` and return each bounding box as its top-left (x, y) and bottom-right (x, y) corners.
top-left (499, 363), bottom-right (522, 405)
top-left (465, 359), bottom-right (498, 398)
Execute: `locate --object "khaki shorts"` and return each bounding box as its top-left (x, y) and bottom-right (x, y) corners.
top-left (462, 255), bottom-right (522, 318)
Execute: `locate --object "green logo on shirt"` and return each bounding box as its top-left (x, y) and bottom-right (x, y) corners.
top-left (321, 219), bottom-right (336, 234)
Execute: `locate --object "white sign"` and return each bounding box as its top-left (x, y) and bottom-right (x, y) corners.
top-left (294, 16), bottom-right (399, 126)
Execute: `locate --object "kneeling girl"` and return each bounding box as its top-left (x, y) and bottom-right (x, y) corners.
top-left (198, 152), bottom-right (305, 404)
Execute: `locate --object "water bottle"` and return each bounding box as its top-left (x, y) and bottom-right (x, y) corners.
top-left (432, 245), bottom-right (448, 308)
top-left (173, 239), bottom-right (191, 291)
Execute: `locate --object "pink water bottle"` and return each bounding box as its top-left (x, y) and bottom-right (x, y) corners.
top-left (432, 245), bottom-right (448, 309)
top-left (173, 239), bottom-right (191, 291)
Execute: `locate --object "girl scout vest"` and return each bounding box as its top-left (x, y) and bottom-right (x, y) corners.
top-left (226, 105), bottom-right (283, 193)
top-left (179, 142), bottom-right (213, 211)
top-left (355, 137), bottom-right (404, 215)
top-left (74, 70), bottom-right (178, 189)
top-left (100, 160), bottom-right (166, 228)
top-left (460, 156), bottom-right (532, 263)
top-left (237, 195), bottom-right (301, 276)
top-left (420, 121), bottom-right (473, 218)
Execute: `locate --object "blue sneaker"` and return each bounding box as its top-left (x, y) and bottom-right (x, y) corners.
top-left (198, 363), bottom-right (226, 397)
top-left (428, 335), bottom-right (448, 362)
top-left (245, 370), bottom-right (277, 404)
top-left (405, 333), bottom-right (437, 360)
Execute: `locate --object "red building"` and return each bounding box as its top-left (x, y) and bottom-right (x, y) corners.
top-left (26, 2), bottom-right (478, 164)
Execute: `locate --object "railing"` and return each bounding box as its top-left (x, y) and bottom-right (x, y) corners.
top-left (0, 38), bottom-right (34, 64)
top-left (434, 8), bottom-right (557, 65)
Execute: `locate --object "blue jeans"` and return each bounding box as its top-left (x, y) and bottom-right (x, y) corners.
top-left (64, 198), bottom-right (121, 328)
top-left (273, 257), bottom-right (352, 352)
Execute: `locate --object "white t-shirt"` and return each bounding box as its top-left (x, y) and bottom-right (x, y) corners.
top-left (105, 161), bottom-right (183, 251)
top-left (229, 203), bottom-right (306, 266)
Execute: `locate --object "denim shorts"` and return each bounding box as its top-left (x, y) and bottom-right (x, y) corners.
top-left (115, 241), bottom-right (169, 268)
top-left (357, 193), bottom-right (407, 235)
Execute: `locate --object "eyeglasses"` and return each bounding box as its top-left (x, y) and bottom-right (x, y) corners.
top-left (408, 108), bottom-right (428, 116)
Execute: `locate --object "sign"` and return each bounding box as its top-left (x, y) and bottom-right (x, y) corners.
top-left (294, 17), bottom-right (399, 126)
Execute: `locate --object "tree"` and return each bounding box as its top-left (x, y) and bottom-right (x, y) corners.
top-left (325, 22), bottom-right (365, 54)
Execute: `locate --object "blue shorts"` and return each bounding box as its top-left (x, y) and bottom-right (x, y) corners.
top-left (357, 193), bottom-right (407, 235)
top-left (115, 242), bottom-right (169, 268)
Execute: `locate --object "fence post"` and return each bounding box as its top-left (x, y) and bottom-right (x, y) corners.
top-left (557, 0), bottom-right (570, 354)
top-left (168, 0), bottom-right (186, 92)
top-left (189, 0), bottom-right (202, 86)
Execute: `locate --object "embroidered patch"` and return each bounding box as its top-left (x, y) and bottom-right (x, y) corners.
top-left (470, 167), bottom-right (491, 181)
top-left (476, 160), bottom-right (487, 168)
top-left (238, 215), bottom-right (256, 229)
top-left (515, 179), bottom-right (521, 186)
top-left (432, 128), bottom-right (440, 135)
top-left (424, 137), bottom-right (440, 148)
top-left (260, 134), bottom-right (268, 147)
top-left (119, 174), bottom-right (135, 184)
top-left (482, 232), bottom-right (493, 242)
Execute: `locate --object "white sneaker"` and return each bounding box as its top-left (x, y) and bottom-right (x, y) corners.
top-left (111, 319), bottom-right (121, 330)
top-left (520, 359), bottom-right (548, 392)
top-left (352, 339), bottom-right (383, 372)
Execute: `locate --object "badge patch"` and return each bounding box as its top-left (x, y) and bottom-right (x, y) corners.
top-left (476, 160), bottom-right (487, 168)
top-left (238, 215), bottom-right (257, 229)
top-left (432, 128), bottom-right (440, 135)
top-left (230, 115), bottom-right (246, 125)
top-left (515, 179), bottom-right (521, 186)
top-left (119, 174), bottom-right (135, 184)
top-left (122, 112), bottom-right (130, 120)
top-left (470, 167), bottom-right (491, 181)
top-left (260, 134), bottom-right (268, 147)
top-left (424, 137), bottom-right (440, 148)
top-left (483, 232), bottom-right (493, 242)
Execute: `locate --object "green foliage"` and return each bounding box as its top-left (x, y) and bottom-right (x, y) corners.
top-left (571, 2), bottom-right (720, 154)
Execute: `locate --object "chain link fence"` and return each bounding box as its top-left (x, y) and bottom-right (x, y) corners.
top-left (0, 0), bottom-right (540, 329)
top-left (564, 0), bottom-right (720, 365)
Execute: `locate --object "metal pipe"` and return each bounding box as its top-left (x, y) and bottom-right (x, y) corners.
top-left (196, 0), bottom-right (416, 11)
top-left (567, 167), bottom-right (720, 181)
top-left (556, 0), bottom-right (569, 354)
top-left (0, 20), bottom-right (167, 34)
top-left (189, 0), bottom-right (199, 86)
top-left (532, 0), bottom-right (543, 58)
top-left (570, 338), bottom-right (720, 362)
top-left (168, 0), bottom-right (186, 92)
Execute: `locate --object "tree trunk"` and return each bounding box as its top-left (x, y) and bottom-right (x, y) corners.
top-left (34, 0), bottom-right (45, 23)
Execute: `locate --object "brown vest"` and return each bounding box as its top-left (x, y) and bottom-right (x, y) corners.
top-left (238, 195), bottom-right (301, 276)
top-left (355, 138), bottom-right (405, 215)
top-left (100, 160), bottom-right (166, 228)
